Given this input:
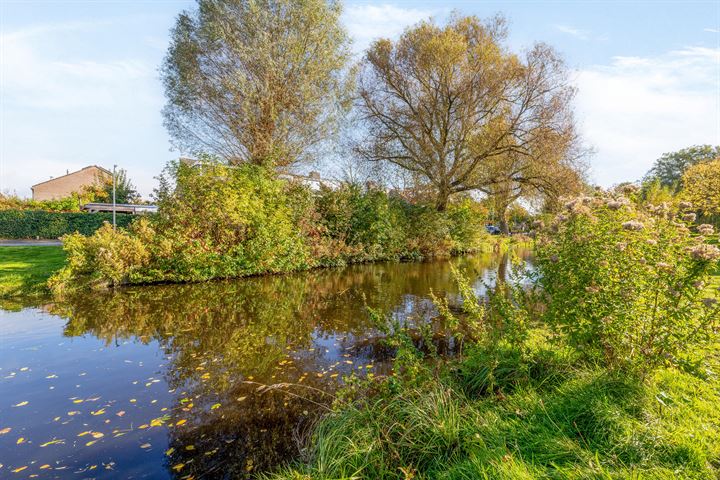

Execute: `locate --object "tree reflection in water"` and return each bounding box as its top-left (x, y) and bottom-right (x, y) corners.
top-left (46, 251), bottom-right (530, 478)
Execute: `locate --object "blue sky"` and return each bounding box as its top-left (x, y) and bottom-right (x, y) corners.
top-left (1, 0), bottom-right (719, 198)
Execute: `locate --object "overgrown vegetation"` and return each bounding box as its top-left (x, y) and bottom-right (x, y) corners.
top-left (49, 161), bottom-right (493, 292)
top-left (268, 192), bottom-right (720, 480)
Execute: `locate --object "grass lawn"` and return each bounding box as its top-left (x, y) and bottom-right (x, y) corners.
top-left (0, 246), bottom-right (66, 299)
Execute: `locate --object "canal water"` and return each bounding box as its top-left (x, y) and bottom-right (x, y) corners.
top-left (0, 251), bottom-right (530, 479)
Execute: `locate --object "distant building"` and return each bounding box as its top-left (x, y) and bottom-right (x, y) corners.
top-left (31, 165), bottom-right (111, 201)
top-left (81, 203), bottom-right (158, 215)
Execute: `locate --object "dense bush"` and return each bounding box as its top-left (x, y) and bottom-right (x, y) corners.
top-left (50, 161), bottom-right (492, 291)
top-left (0, 210), bottom-right (134, 239)
top-left (534, 193), bottom-right (720, 373)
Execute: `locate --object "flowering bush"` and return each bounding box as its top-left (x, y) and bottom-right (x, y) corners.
top-left (534, 194), bottom-right (720, 374)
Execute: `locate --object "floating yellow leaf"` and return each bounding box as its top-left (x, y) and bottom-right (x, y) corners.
top-left (140, 443), bottom-right (151, 449)
top-left (185, 445), bottom-right (195, 451)
top-left (165, 447), bottom-right (175, 456)
top-left (78, 431), bottom-right (92, 437)
top-left (86, 440), bottom-right (97, 446)
top-left (53, 417), bottom-right (60, 422)
top-left (129, 399), bottom-right (137, 403)
top-left (91, 432), bottom-right (104, 439)
top-left (12, 466), bottom-right (27, 473)
top-left (210, 403), bottom-right (221, 410)
top-left (0, 427), bottom-right (10, 435)
top-left (72, 399), bottom-right (83, 404)
top-left (67, 411), bottom-right (80, 416)
top-left (46, 374), bottom-right (58, 379)
top-left (13, 401), bottom-right (29, 407)
top-left (172, 463), bottom-right (185, 472)
top-left (175, 419), bottom-right (187, 426)
top-left (236, 396), bottom-right (247, 402)
top-left (40, 439), bottom-right (64, 447)
top-left (90, 409), bottom-right (105, 416)
top-left (150, 418), bottom-right (164, 427)
top-left (40, 465), bottom-right (50, 469)
top-left (20, 367), bottom-right (28, 371)
top-left (17, 437), bottom-right (25, 444)
top-left (138, 424), bottom-right (149, 429)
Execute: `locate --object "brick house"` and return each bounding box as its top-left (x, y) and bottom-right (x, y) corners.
top-left (31, 166), bottom-right (111, 201)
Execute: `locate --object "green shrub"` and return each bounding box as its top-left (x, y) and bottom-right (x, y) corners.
top-left (535, 194), bottom-right (720, 373)
top-left (0, 210), bottom-right (134, 239)
top-left (49, 221), bottom-right (151, 292)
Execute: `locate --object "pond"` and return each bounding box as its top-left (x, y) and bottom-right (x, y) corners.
top-left (0, 250), bottom-right (531, 479)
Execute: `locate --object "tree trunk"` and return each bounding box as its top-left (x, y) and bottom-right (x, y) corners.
top-left (498, 204), bottom-right (510, 234)
top-left (435, 192), bottom-right (449, 212)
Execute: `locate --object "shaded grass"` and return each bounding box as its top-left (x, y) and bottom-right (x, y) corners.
top-left (0, 246), bottom-right (65, 299)
top-left (268, 337), bottom-right (720, 480)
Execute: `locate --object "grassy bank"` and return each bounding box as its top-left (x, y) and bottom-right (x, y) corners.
top-left (0, 246), bottom-right (66, 299)
top-left (270, 337), bottom-right (720, 479)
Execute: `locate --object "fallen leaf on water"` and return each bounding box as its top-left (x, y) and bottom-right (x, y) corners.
top-left (210, 403), bottom-right (221, 410)
top-left (175, 419), bottom-right (187, 426)
top-left (20, 367), bottom-right (29, 371)
top-left (46, 375), bottom-right (58, 379)
top-left (138, 424), bottom-right (149, 429)
top-left (67, 411), bottom-right (80, 416)
top-left (116, 411), bottom-right (125, 417)
top-left (12, 466), bottom-right (27, 473)
top-left (40, 465), bottom-right (51, 470)
top-left (40, 439), bottom-right (64, 447)
top-left (13, 401), bottom-right (29, 407)
top-left (236, 396), bottom-right (247, 402)
top-left (91, 432), bottom-right (104, 439)
top-left (165, 447), bottom-right (175, 456)
top-left (72, 399), bottom-right (83, 404)
top-left (185, 445), bottom-right (195, 451)
top-left (172, 463), bottom-right (185, 472)
top-left (90, 409), bottom-right (106, 416)
top-left (17, 437), bottom-right (25, 445)
top-left (140, 443), bottom-right (151, 449)
top-left (86, 440), bottom-right (97, 446)
top-left (129, 399), bottom-right (137, 403)
top-left (78, 431), bottom-right (92, 437)
top-left (0, 427), bottom-right (11, 435)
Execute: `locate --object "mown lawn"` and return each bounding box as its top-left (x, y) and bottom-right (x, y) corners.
top-left (0, 246), bottom-right (65, 299)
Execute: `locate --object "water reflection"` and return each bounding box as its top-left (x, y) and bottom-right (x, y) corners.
top-left (0, 251), bottom-right (529, 479)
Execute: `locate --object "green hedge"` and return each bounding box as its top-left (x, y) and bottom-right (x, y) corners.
top-left (0, 210), bottom-right (134, 239)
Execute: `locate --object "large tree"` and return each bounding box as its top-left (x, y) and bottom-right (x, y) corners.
top-left (356, 15), bottom-right (578, 210)
top-left (680, 158), bottom-right (720, 217)
top-left (161, 0), bottom-right (353, 168)
top-left (644, 145), bottom-right (720, 190)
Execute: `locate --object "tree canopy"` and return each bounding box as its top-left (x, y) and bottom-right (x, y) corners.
top-left (161, 0), bottom-right (353, 168)
top-left (680, 158), bottom-right (720, 217)
top-left (355, 15), bottom-right (579, 210)
top-left (644, 145), bottom-right (720, 190)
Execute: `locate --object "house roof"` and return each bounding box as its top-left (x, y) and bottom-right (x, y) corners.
top-left (31, 165), bottom-right (113, 189)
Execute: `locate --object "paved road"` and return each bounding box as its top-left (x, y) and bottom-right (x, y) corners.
top-left (0, 239), bottom-right (62, 247)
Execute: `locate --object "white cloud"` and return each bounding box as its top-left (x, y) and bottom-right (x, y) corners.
top-left (554, 24), bottom-right (589, 40)
top-left (0, 21), bottom-right (169, 198)
top-left (575, 46), bottom-right (720, 186)
top-left (704, 28), bottom-right (719, 33)
top-left (343, 4), bottom-right (439, 53)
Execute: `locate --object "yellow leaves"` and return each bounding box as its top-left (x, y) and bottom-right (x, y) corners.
top-left (72, 399), bottom-right (84, 404)
top-left (92, 432), bottom-right (104, 439)
top-left (210, 403), bottom-right (221, 410)
top-left (172, 463), bottom-right (185, 472)
top-left (116, 411), bottom-right (126, 417)
top-left (138, 424), bottom-right (149, 429)
top-left (13, 401), bottom-right (29, 407)
top-left (40, 465), bottom-right (51, 470)
top-left (46, 374), bottom-right (58, 379)
top-left (86, 440), bottom-right (98, 446)
top-left (67, 411), bottom-right (80, 416)
top-left (12, 466), bottom-right (27, 473)
top-left (165, 447), bottom-right (175, 456)
top-left (200, 372), bottom-right (210, 380)
top-left (185, 445), bottom-right (195, 451)
top-left (150, 417), bottom-right (165, 427)
top-left (17, 437), bottom-right (25, 445)
top-left (90, 408), bottom-right (106, 416)
top-left (40, 439), bottom-right (64, 447)
top-left (0, 427), bottom-right (11, 435)
top-left (175, 419), bottom-right (187, 427)
top-left (129, 399), bottom-right (137, 403)
top-left (236, 396), bottom-right (247, 402)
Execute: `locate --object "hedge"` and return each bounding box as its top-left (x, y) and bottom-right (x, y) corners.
top-left (0, 210), bottom-right (134, 239)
